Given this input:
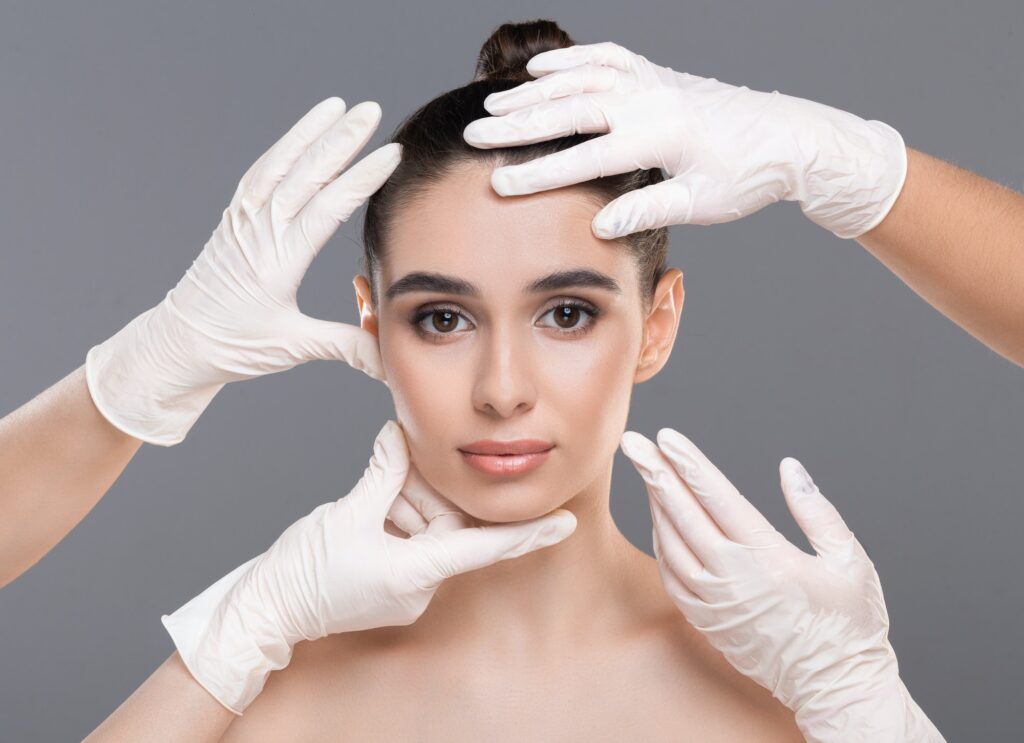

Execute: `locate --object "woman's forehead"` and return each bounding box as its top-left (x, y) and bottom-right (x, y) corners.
top-left (383, 164), bottom-right (636, 291)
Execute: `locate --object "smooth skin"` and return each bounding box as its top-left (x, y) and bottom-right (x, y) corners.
top-left (2, 72), bottom-right (1020, 590)
top-left (89, 163), bottom-right (803, 741)
top-left (856, 146), bottom-right (1024, 368)
top-left (4, 143), bottom-right (1018, 591)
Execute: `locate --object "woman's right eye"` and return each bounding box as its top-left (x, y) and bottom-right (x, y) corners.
top-left (411, 307), bottom-right (472, 341)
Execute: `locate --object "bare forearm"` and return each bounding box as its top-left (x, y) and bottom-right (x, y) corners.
top-left (84, 652), bottom-right (236, 742)
top-left (857, 147), bottom-right (1024, 367)
top-left (0, 364), bottom-right (143, 587)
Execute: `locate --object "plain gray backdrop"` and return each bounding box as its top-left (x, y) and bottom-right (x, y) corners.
top-left (2, 1), bottom-right (1021, 740)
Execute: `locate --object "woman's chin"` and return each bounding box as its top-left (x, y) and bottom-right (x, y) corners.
top-left (442, 482), bottom-right (568, 524)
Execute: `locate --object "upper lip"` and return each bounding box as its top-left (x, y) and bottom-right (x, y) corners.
top-left (459, 439), bottom-right (554, 455)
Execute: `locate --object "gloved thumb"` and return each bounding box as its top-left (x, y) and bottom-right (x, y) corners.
top-left (779, 457), bottom-right (855, 558)
top-left (592, 179), bottom-right (694, 238)
top-left (348, 419), bottom-right (410, 518)
top-left (409, 509), bottom-right (578, 585)
top-left (295, 314), bottom-right (386, 382)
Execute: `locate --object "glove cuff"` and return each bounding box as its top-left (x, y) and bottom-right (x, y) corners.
top-left (85, 300), bottom-right (224, 446)
top-left (795, 111), bottom-right (909, 240)
top-left (793, 670), bottom-right (945, 743)
top-left (161, 556), bottom-right (294, 714)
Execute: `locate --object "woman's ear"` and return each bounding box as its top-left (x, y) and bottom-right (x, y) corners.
top-left (352, 275), bottom-right (379, 338)
top-left (634, 268), bottom-right (684, 384)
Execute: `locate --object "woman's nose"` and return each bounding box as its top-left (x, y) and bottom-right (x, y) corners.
top-left (470, 325), bottom-right (538, 418)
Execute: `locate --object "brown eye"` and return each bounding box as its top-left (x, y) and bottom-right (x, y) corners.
top-left (431, 309), bottom-right (459, 333)
top-left (552, 305), bottom-right (581, 328)
top-left (411, 305), bottom-right (471, 339)
top-left (538, 300), bottom-right (599, 335)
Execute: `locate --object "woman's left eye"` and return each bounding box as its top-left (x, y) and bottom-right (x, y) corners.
top-left (537, 301), bottom-right (600, 334)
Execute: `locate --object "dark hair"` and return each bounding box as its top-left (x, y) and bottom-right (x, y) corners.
top-left (362, 19), bottom-right (668, 312)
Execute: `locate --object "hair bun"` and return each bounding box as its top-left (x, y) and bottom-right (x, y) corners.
top-left (473, 19), bottom-right (575, 83)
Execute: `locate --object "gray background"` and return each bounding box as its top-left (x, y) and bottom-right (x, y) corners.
top-left (1, 0), bottom-right (1021, 740)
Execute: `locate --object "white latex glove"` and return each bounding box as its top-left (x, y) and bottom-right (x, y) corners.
top-left (162, 419), bottom-right (578, 714)
top-left (618, 428), bottom-right (944, 743)
top-left (462, 41), bottom-right (907, 241)
top-left (86, 98), bottom-right (400, 446)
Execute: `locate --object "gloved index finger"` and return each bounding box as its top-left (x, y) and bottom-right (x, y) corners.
top-left (655, 428), bottom-right (781, 547)
top-left (239, 97), bottom-right (348, 212)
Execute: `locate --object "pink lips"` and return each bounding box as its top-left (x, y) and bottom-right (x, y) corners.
top-left (458, 439), bottom-right (554, 476)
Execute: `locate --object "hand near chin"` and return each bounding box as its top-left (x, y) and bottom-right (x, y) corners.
top-left (161, 419), bottom-right (577, 714)
top-left (618, 429), bottom-right (945, 743)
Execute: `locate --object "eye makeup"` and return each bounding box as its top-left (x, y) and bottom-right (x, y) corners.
top-left (408, 297), bottom-right (602, 344)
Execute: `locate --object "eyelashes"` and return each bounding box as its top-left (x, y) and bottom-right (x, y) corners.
top-left (409, 298), bottom-right (602, 344)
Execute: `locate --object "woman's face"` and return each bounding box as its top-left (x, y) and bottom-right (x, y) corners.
top-left (354, 163), bottom-right (683, 524)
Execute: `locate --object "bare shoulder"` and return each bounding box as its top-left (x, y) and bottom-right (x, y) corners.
top-left (623, 551), bottom-right (805, 742)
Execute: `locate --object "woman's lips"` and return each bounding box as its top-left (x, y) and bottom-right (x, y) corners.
top-left (458, 442), bottom-right (554, 476)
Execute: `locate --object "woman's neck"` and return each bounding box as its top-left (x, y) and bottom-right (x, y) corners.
top-left (407, 456), bottom-right (652, 658)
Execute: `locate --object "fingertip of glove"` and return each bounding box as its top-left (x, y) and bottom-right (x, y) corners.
top-left (618, 430), bottom-right (647, 459)
top-left (349, 99), bottom-right (382, 123)
top-left (780, 457), bottom-right (816, 497)
top-left (553, 509), bottom-right (578, 533)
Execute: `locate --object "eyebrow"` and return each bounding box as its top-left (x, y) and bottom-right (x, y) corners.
top-left (384, 268), bottom-right (622, 301)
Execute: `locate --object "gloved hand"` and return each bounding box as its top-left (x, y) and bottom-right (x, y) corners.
top-left (162, 419), bottom-right (578, 714)
top-left (618, 428), bottom-right (945, 743)
top-left (463, 41), bottom-right (907, 241)
top-left (86, 98), bottom-right (400, 446)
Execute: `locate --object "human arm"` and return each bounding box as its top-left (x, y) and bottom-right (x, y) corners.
top-left (83, 652), bottom-right (236, 743)
top-left (87, 420), bottom-right (577, 736)
top-left (618, 428), bottom-right (945, 742)
top-left (856, 147), bottom-right (1024, 367)
top-left (0, 365), bottom-right (142, 588)
top-left (464, 41), bottom-right (1024, 368)
top-left (0, 97), bottom-right (399, 588)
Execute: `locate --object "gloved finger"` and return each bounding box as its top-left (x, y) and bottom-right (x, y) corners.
top-left (293, 316), bottom-right (385, 380)
top-left (524, 40), bottom-right (638, 77)
top-left (592, 180), bottom-right (694, 238)
top-left (653, 526), bottom-right (711, 609)
top-left (386, 492), bottom-right (428, 536)
top-left (349, 419), bottom-right (410, 521)
top-left (272, 101), bottom-right (383, 223)
top-left (778, 457), bottom-right (856, 558)
top-left (481, 64), bottom-right (618, 116)
top-left (238, 97), bottom-right (348, 213)
top-left (399, 462), bottom-right (470, 534)
top-left (650, 491), bottom-right (709, 600)
top-left (656, 428), bottom-right (782, 548)
top-left (465, 94), bottom-right (610, 149)
top-left (490, 134), bottom-right (637, 196)
top-left (408, 509), bottom-right (577, 585)
top-left (619, 431), bottom-right (729, 568)
top-left (294, 142), bottom-right (402, 269)
top-left (593, 174), bottom-right (770, 239)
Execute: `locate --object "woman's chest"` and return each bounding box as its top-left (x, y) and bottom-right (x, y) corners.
top-left (224, 642), bottom-right (800, 742)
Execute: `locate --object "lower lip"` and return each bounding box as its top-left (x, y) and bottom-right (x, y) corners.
top-left (459, 447), bottom-right (553, 476)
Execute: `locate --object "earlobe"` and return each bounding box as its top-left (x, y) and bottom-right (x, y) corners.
top-left (352, 275), bottom-right (380, 339)
top-left (634, 268), bottom-right (685, 384)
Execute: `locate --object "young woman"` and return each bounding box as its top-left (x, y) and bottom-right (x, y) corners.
top-left (88, 21), bottom-right (808, 742)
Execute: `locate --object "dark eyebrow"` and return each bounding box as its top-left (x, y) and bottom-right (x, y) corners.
top-left (384, 268), bottom-right (622, 301)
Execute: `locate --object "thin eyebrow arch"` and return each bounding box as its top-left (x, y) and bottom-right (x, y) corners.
top-left (384, 268), bottom-right (622, 301)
